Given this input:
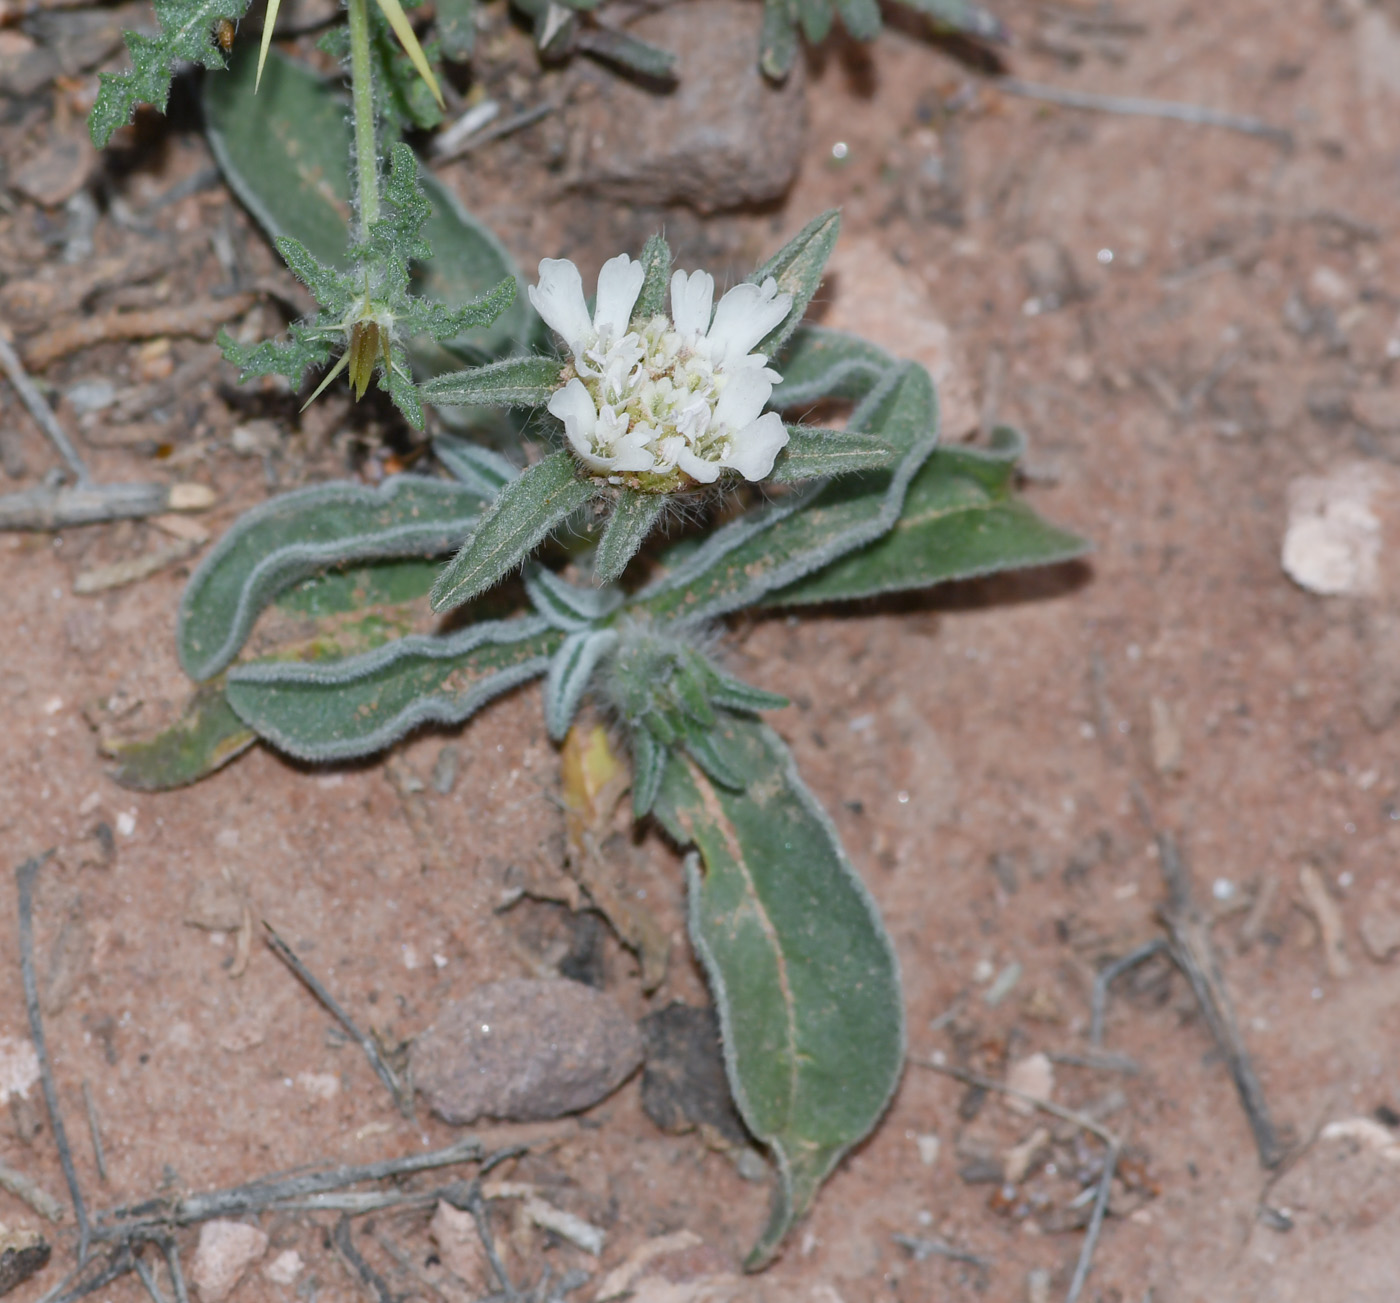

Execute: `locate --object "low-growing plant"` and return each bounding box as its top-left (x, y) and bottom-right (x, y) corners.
top-left (91, 0), bottom-right (1083, 1268)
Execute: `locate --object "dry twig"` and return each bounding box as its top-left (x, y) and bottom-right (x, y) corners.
top-left (21, 295), bottom-right (256, 371)
top-left (0, 333), bottom-right (89, 484)
top-left (0, 1156), bottom-right (66, 1222)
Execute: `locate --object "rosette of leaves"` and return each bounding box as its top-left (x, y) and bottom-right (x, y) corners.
top-left (127, 214), bottom-right (1087, 1260)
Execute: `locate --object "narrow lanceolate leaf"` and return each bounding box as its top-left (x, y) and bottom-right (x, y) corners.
top-left (750, 211), bottom-right (841, 358)
top-left (636, 234), bottom-right (673, 319)
top-left (180, 476), bottom-right (487, 682)
top-left (574, 24), bottom-right (678, 80)
top-left (595, 490), bottom-right (667, 584)
top-left (899, 0), bottom-right (1007, 41)
top-left (633, 361), bottom-right (938, 625)
top-left (524, 562), bottom-right (624, 631)
top-left (769, 429), bottom-right (1090, 606)
top-left (798, 0), bottom-right (835, 45)
top-left (769, 427), bottom-right (896, 483)
top-left (91, 0), bottom-right (251, 147)
top-left (760, 0), bottom-right (800, 77)
top-left (106, 682), bottom-right (256, 791)
top-left (203, 47), bottom-right (527, 357)
top-left (834, 0), bottom-right (882, 39)
top-left (432, 450), bottom-right (603, 612)
top-left (226, 618), bottom-right (562, 761)
top-left (434, 438), bottom-right (520, 496)
top-left (629, 726), bottom-right (667, 818)
top-left (544, 628), bottom-right (620, 740)
top-left (770, 325), bottom-right (895, 410)
top-left (653, 718), bottom-right (904, 1268)
top-left (419, 356), bottom-right (563, 408)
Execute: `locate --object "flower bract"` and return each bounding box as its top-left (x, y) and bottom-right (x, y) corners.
top-left (529, 255), bottom-right (793, 492)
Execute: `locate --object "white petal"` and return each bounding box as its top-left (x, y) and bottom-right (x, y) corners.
top-left (722, 411), bottom-right (788, 482)
top-left (676, 445), bottom-right (723, 484)
top-left (705, 277), bottom-right (793, 368)
top-left (593, 254), bottom-right (646, 340)
top-left (529, 259), bottom-right (594, 357)
top-left (713, 367), bottom-right (773, 433)
top-left (610, 426), bottom-right (658, 473)
top-left (548, 378), bottom-right (601, 463)
top-left (670, 269), bottom-right (715, 341)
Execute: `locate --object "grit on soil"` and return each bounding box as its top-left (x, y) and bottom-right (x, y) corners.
top-left (3, 1), bottom-right (1400, 1300)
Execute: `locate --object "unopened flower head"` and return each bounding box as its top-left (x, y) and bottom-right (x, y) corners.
top-left (529, 254), bottom-right (793, 493)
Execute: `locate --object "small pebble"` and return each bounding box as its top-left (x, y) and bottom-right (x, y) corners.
top-left (191, 1220), bottom-right (268, 1303)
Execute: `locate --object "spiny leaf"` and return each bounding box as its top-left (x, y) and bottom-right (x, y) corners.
top-left (769, 427), bottom-right (897, 483)
top-left (226, 618), bottom-right (562, 761)
top-left (768, 428), bottom-right (1090, 605)
top-left (180, 476), bottom-right (486, 681)
top-left (431, 450), bottom-right (603, 612)
top-left (91, 0), bottom-right (251, 147)
top-left (419, 356), bottom-right (563, 407)
top-left (653, 718), bottom-right (904, 1268)
top-left (106, 682), bottom-right (256, 791)
top-left (770, 325), bottom-right (895, 410)
top-left (544, 628), bottom-right (619, 740)
top-left (750, 211), bottom-right (840, 358)
top-left (595, 490), bottom-right (667, 584)
top-left (632, 361), bottom-right (938, 625)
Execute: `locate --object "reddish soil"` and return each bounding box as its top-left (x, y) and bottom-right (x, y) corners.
top-left (4, 1), bottom-right (1400, 1301)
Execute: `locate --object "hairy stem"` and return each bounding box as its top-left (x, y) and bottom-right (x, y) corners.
top-left (346, 0), bottom-right (380, 230)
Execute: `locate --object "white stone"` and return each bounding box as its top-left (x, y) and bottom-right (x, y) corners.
top-left (192, 1220), bottom-right (269, 1302)
top-left (1282, 464), bottom-right (1382, 596)
top-left (1004, 1052), bottom-right (1055, 1117)
top-left (263, 1250), bottom-right (303, 1285)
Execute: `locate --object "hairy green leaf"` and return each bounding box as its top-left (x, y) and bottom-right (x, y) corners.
top-left (203, 46), bottom-right (527, 358)
top-left (769, 430), bottom-right (1090, 605)
top-left (636, 234), bottom-right (673, 319)
top-left (523, 561), bottom-right (623, 630)
top-left (434, 438), bottom-right (520, 495)
top-left (750, 211), bottom-right (840, 358)
top-left (543, 628), bottom-right (619, 740)
top-left (432, 450), bottom-right (602, 612)
top-left (91, 0), bottom-right (250, 147)
top-left (653, 718), bottom-right (904, 1268)
top-left (633, 361), bottom-right (938, 625)
top-left (436, 0), bottom-right (477, 58)
top-left (180, 476), bottom-right (486, 682)
top-left (629, 726), bottom-right (666, 817)
top-left (106, 682), bottom-right (256, 791)
top-left (419, 356), bottom-right (563, 407)
top-left (770, 325), bottom-right (895, 410)
top-left (770, 427), bottom-right (896, 483)
top-left (275, 559), bottom-right (442, 616)
top-left (595, 490), bottom-right (667, 584)
top-left (226, 618), bottom-right (562, 761)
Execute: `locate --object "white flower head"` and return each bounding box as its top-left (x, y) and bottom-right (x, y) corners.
top-left (528, 254), bottom-right (793, 492)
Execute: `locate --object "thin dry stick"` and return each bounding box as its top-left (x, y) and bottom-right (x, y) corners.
top-left (0, 1156), bottom-right (66, 1222)
top-left (18, 853), bottom-right (91, 1262)
top-left (891, 1232), bottom-right (991, 1269)
top-left (80, 1082), bottom-right (108, 1184)
top-left (262, 921), bottom-right (413, 1117)
top-left (912, 1058), bottom-right (1119, 1303)
top-left (332, 1215), bottom-right (394, 1303)
top-left (0, 332), bottom-right (90, 484)
top-left (462, 1182), bottom-right (520, 1301)
top-left (995, 78), bottom-right (1293, 145)
top-left (132, 1253), bottom-right (169, 1303)
top-left (159, 1237), bottom-right (190, 1303)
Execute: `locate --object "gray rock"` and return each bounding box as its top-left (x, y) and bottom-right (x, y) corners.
top-left (412, 978), bottom-right (643, 1124)
top-left (567, 0), bottom-right (805, 212)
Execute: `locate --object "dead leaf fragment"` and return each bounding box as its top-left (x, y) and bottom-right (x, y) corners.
top-left (430, 1199), bottom-right (486, 1290)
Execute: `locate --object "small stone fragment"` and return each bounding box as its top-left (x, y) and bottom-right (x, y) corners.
top-left (1003, 1126), bottom-right (1050, 1184)
top-left (429, 1199), bottom-right (485, 1290)
top-left (914, 1133), bottom-right (941, 1167)
top-left (411, 978), bottom-right (643, 1124)
top-left (12, 134), bottom-right (96, 208)
top-left (567, 0), bottom-right (804, 211)
top-left (1149, 696), bottom-right (1184, 776)
top-left (1004, 1052), bottom-right (1055, 1117)
top-left (0, 1038), bottom-right (40, 1105)
top-left (192, 1220), bottom-right (268, 1302)
top-left (1359, 889), bottom-right (1400, 962)
top-left (0, 1225), bottom-right (50, 1297)
top-left (1281, 464), bottom-right (1381, 597)
top-left (0, 31), bottom-right (60, 97)
top-left (1319, 1117), bottom-right (1400, 1160)
top-left (262, 1250), bottom-right (302, 1286)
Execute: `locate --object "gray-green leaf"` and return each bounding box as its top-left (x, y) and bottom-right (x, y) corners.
top-left (180, 476), bottom-right (487, 682)
top-left (633, 361), bottom-right (938, 625)
top-left (769, 426), bottom-right (896, 483)
top-left (226, 618), bottom-right (562, 761)
top-left (543, 627), bottom-right (619, 740)
top-left (770, 325), bottom-right (894, 409)
top-left (769, 428), bottom-right (1090, 605)
top-left (750, 210), bottom-right (840, 358)
top-left (595, 490), bottom-right (668, 584)
top-left (418, 356), bottom-right (563, 408)
top-left (523, 561), bottom-right (623, 630)
top-left (431, 450), bottom-right (603, 612)
top-left (434, 437), bottom-right (520, 496)
top-left (653, 717), bottom-right (904, 1268)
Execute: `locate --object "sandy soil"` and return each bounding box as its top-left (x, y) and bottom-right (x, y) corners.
top-left (3, 0), bottom-right (1400, 1300)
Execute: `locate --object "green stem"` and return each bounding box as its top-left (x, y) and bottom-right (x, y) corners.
top-left (347, 0), bottom-right (380, 231)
